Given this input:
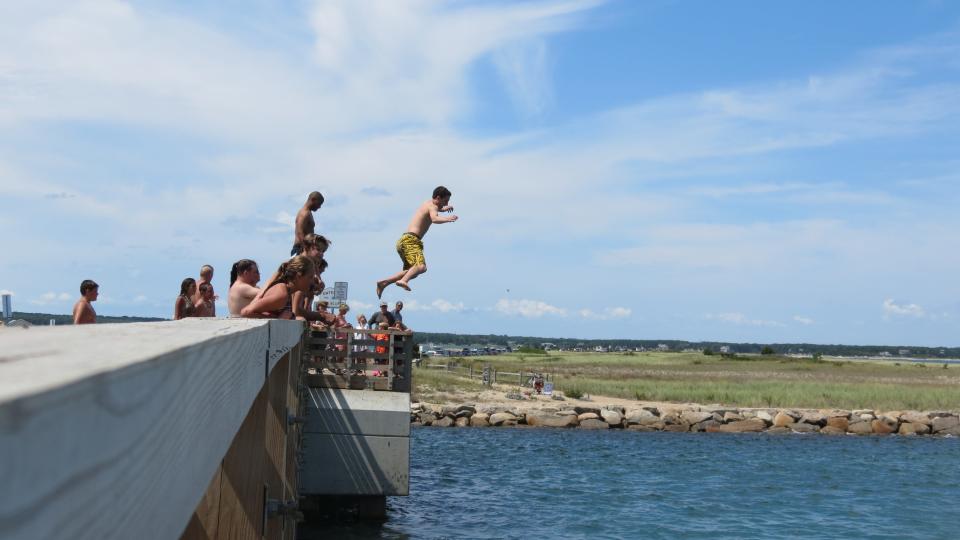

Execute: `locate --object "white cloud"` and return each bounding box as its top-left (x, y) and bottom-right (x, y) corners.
top-left (402, 299), bottom-right (466, 313)
top-left (579, 307), bottom-right (632, 320)
top-left (133, 295), bottom-right (148, 303)
top-left (706, 312), bottom-right (784, 327)
top-left (793, 315), bottom-right (814, 325)
top-left (882, 298), bottom-right (925, 319)
top-left (30, 291), bottom-right (72, 305)
top-left (496, 298), bottom-right (566, 318)
top-left (493, 38), bottom-right (553, 117)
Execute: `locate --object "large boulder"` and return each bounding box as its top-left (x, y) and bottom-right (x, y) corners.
top-left (470, 413), bottom-right (490, 427)
top-left (489, 412), bottom-right (517, 426)
top-left (899, 411), bottom-right (932, 426)
top-left (456, 404), bottom-right (477, 414)
top-left (578, 412), bottom-right (599, 422)
top-left (821, 426), bottom-right (846, 436)
top-left (574, 406), bottom-right (601, 416)
top-left (788, 422), bottom-right (819, 433)
top-left (773, 412), bottom-right (795, 428)
top-left (625, 409), bottom-right (659, 425)
top-left (826, 417), bottom-right (849, 431)
top-left (799, 412), bottom-right (826, 426)
top-left (872, 417), bottom-right (898, 435)
top-left (898, 422), bottom-right (931, 436)
top-left (454, 409), bottom-right (474, 419)
top-left (765, 426), bottom-right (792, 435)
top-left (455, 416), bottom-right (470, 427)
top-left (755, 410), bottom-right (775, 423)
top-left (932, 415), bottom-right (960, 434)
top-left (579, 418), bottom-right (609, 430)
top-left (822, 409), bottom-right (851, 419)
top-left (663, 424), bottom-right (690, 432)
top-left (692, 420), bottom-right (720, 432)
top-left (707, 418), bottom-right (767, 433)
top-left (434, 416), bottom-right (455, 427)
top-left (600, 409), bottom-right (624, 427)
top-left (681, 411), bottom-right (715, 425)
top-left (526, 412), bottom-right (579, 428)
top-left (847, 421), bottom-right (874, 435)
top-left (723, 411), bottom-right (744, 423)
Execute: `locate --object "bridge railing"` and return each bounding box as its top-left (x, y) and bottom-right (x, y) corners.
top-left (302, 326), bottom-right (413, 392)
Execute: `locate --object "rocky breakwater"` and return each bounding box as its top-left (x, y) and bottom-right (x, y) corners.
top-left (411, 403), bottom-right (960, 437)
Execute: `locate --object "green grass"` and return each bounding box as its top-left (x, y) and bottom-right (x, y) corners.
top-left (415, 352), bottom-right (960, 411)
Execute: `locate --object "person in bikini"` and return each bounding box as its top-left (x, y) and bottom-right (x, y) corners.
top-left (194, 282), bottom-right (216, 317)
top-left (292, 257), bottom-right (337, 324)
top-left (376, 186), bottom-right (457, 298)
top-left (228, 259), bottom-right (260, 316)
top-left (174, 278), bottom-right (197, 320)
top-left (241, 256), bottom-right (315, 319)
top-left (72, 280), bottom-right (99, 325)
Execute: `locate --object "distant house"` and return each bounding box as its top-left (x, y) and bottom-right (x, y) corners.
top-left (657, 344), bottom-right (670, 352)
top-left (594, 345), bottom-right (607, 353)
top-left (899, 349), bottom-right (911, 356)
top-left (541, 342), bottom-right (557, 351)
top-left (719, 346), bottom-right (731, 354)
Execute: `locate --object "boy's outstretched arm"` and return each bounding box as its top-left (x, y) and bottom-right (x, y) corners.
top-left (429, 206), bottom-right (458, 224)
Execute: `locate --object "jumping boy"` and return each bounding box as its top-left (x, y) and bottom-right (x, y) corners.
top-left (376, 186), bottom-right (457, 298)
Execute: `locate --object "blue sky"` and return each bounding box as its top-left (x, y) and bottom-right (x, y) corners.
top-left (2, 1), bottom-right (960, 346)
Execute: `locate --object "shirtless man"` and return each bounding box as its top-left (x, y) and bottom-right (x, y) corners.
top-left (228, 259), bottom-right (261, 316)
top-left (194, 264), bottom-right (216, 316)
top-left (376, 186), bottom-right (458, 298)
top-left (194, 283), bottom-right (216, 317)
top-left (292, 191), bottom-right (324, 256)
top-left (72, 280), bottom-right (99, 325)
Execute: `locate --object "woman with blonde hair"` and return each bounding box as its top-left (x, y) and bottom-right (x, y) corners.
top-left (241, 256), bottom-right (315, 319)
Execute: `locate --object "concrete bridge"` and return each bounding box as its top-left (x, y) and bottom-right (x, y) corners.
top-left (0, 319), bottom-right (411, 539)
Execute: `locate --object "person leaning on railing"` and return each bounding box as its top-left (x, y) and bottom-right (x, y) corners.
top-left (240, 256), bottom-right (314, 319)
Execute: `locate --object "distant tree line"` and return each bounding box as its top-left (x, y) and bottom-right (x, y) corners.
top-left (10, 312), bottom-right (165, 326)
top-left (413, 331), bottom-right (960, 359)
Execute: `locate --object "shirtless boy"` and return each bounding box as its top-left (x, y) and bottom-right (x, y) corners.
top-left (194, 264), bottom-right (216, 316)
top-left (376, 186), bottom-right (457, 298)
top-left (292, 191), bottom-right (324, 256)
top-left (72, 280), bottom-right (99, 325)
top-left (228, 259), bottom-right (261, 316)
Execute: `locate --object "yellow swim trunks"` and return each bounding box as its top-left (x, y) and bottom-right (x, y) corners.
top-left (396, 232), bottom-right (425, 270)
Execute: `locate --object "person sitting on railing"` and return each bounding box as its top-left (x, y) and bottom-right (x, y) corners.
top-left (194, 282), bottom-right (216, 317)
top-left (174, 278), bottom-right (197, 320)
top-left (240, 256), bottom-right (314, 319)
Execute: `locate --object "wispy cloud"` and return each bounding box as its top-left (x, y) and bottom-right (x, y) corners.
top-left (403, 298), bottom-right (466, 313)
top-left (496, 298), bottom-right (566, 318)
top-left (29, 292), bottom-right (72, 306)
top-left (579, 307), bottom-right (632, 320)
top-left (706, 312), bottom-right (785, 327)
top-left (793, 315), bottom-right (814, 325)
top-left (360, 187), bottom-right (391, 197)
top-left (883, 298), bottom-right (925, 319)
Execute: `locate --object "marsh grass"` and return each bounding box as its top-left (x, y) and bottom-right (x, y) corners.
top-left (415, 352), bottom-right (960, 410)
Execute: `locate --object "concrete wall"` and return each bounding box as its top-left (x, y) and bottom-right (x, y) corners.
top-left (0, 319), bottom-right (304, 540)
top-left (301, 388), bottom-right (410, 496)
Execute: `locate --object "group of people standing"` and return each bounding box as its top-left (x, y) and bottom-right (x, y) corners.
top-left (69, 186), bottom-right (457, 329)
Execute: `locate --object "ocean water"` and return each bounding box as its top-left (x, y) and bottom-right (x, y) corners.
top-left (310, 427), bottom-right (960, 539)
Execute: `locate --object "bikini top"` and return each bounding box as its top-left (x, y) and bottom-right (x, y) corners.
top-left (180, 294), bottom-right (196, 317)
top-left (259, 282), bottom-right (293, 319)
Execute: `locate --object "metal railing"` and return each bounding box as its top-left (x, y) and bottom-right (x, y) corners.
top-left (302, 326), bottom-right (413, 392)
top-left (420, 361), bottom-right (552, 388)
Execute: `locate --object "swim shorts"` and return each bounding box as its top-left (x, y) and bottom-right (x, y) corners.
top-left (396, 232), bottom-right (425, 270)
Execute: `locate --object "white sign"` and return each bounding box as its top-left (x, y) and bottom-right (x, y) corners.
top-left (543, 382), bottom-right (553, 396)
top-left (319, 281), bottom-right (348, 306)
